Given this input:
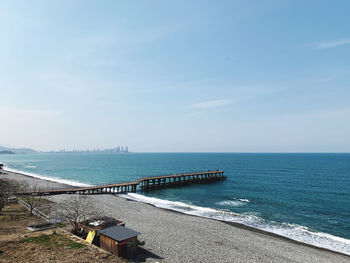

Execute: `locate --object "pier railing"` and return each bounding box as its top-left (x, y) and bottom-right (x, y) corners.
top-left (16, 170), bottom-right (226, 196)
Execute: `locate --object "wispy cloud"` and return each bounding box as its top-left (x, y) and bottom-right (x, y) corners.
top-left (191, 99), bottom-right (232, 109)
top-left (307, 38), bottom-right (350, 49)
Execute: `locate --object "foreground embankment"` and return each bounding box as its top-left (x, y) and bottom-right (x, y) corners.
top-left (1, 170), bottom-right (350, 263)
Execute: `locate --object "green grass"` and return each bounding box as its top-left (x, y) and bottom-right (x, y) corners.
top-left (21, 234), bottom-right (85, 249)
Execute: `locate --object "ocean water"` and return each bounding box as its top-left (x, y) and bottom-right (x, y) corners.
top-left (1, 153), bottom-right (350, 255)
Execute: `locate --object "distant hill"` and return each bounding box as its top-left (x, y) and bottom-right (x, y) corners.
top-left (0, 146), bottom-right (37, 154)
top-left (0, 150), bottom-right (15, 154)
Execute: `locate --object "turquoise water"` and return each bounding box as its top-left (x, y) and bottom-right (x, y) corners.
top-left (1, 153), bottom-right (350, 254)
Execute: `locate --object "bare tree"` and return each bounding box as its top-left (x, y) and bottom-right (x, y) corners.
top-left (0, 179), bottom-right (11, 212)
top-left (0, 178), bottom-right (24, 212)
top-left (22, 195), bottom-right (43, 215)
top-left (59, 195), bottom-right (101, 234)
top-left (20, 183), bottom-right (44, 215)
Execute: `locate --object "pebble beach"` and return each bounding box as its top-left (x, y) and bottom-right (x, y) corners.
top-left (2, 170), bottom-right (350, 263)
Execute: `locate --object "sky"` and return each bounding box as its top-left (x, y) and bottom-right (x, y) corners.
top-left (0, 0), bottom-right (349, 152)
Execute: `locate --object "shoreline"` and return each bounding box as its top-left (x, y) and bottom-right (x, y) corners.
top-left (137, 197), bottom-right (350, 258)
top-left (2, 169), bottom-right (350, 262)
top-left (3, 169), bottom-right (73, 188)
top-left (3, 167), bottom-right (90, 188)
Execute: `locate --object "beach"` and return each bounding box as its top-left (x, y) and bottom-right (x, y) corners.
top-left (2, 170), bottom-right (350, 263)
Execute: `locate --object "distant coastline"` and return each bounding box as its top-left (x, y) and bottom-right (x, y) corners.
top-left (0, 145), bottom-right (130, 154)
top-left (0, 150), bottom-right (15, 154)
top-left (0, 146), bottom-right (36, 154)
top-left (46, 146), bottom-right (129, 154)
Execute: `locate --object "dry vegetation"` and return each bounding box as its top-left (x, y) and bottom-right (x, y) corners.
top-left (0, 203), bottom-right (29, 241)
top-left (0, 203), bottom-right (125, 263)
top-left (58, 195), bottom-right (101, 233)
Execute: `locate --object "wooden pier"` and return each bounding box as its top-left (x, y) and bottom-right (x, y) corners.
top-left (17, 170), bottom-right (225, 196)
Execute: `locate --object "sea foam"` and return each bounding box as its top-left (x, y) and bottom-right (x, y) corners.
top-left (216, 197), bottom-right (251, 207)
top-left (4, 166), bottom-right (91, 188)
top-left (216, 200), bottom-right (247, 207)
top-left (121, 192), bottom-right (350, 256)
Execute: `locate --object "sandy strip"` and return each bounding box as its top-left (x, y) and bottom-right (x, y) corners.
top-left (1, 170), bottom-right (350, 263)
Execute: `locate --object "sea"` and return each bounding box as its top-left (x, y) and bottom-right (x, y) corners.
top-left (1, 153), bottom-right (350, 255)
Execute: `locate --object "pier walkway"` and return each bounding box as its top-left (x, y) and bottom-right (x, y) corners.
top-left (18, 170), bottom-right (226, 196)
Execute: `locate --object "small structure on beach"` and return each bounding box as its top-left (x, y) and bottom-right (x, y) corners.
top-left (99, 226), bottom-right (140, 258)
top-left (78, 216), bottom-right (125, 246)
top-left (79, 216), bottom-right (125, 232)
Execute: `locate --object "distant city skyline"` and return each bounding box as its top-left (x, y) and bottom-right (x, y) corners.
top-left (1, 1), bottom-right (349, 152)
top-left (51, 146), bottom-right (129, 153)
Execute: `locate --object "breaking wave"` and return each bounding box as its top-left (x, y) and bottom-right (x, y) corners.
top-left (216, 200), bottom-right (246, 207)
top-left (24, 164), bottom-right (37, 169)
top-left (3, 166), bottom-right (91, 188)
top-left (216, 197), bottom-right (251, 207)
top-left (121, 192), bottom-right (350, 256)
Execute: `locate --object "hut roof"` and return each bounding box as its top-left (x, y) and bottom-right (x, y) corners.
top-left (100, 226), bottom-right (140, 242)
top-left (79, 216), bottom-right (123, 231)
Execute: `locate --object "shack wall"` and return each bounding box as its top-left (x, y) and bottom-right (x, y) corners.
top-left (126, 236), bottom-right (138, 257)
top-left (100, 234), bottom-right (118, 255)
top-left (100, 234), bottom-right (138, 258)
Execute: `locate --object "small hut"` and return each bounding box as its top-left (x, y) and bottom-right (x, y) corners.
top-left (78, 217), bottom-right (125, 246)
top-left (99, 226), bottom-right (140, 258)
top-left (79, 216), bottom-right (125, 232)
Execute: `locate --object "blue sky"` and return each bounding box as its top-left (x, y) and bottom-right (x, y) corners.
top-left (1, 0), bottom-right (349, 152)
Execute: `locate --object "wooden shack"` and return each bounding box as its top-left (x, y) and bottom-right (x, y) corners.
top-left (78, 217), bottom-right (125, 246)
top-left (99, 226), bottom-right (140, 258)
top-left (79, 217), bottom-right (125, 232)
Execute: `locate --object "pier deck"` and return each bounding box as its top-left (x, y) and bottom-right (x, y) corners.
top-left (17, 170), bottom-right (226, 196)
